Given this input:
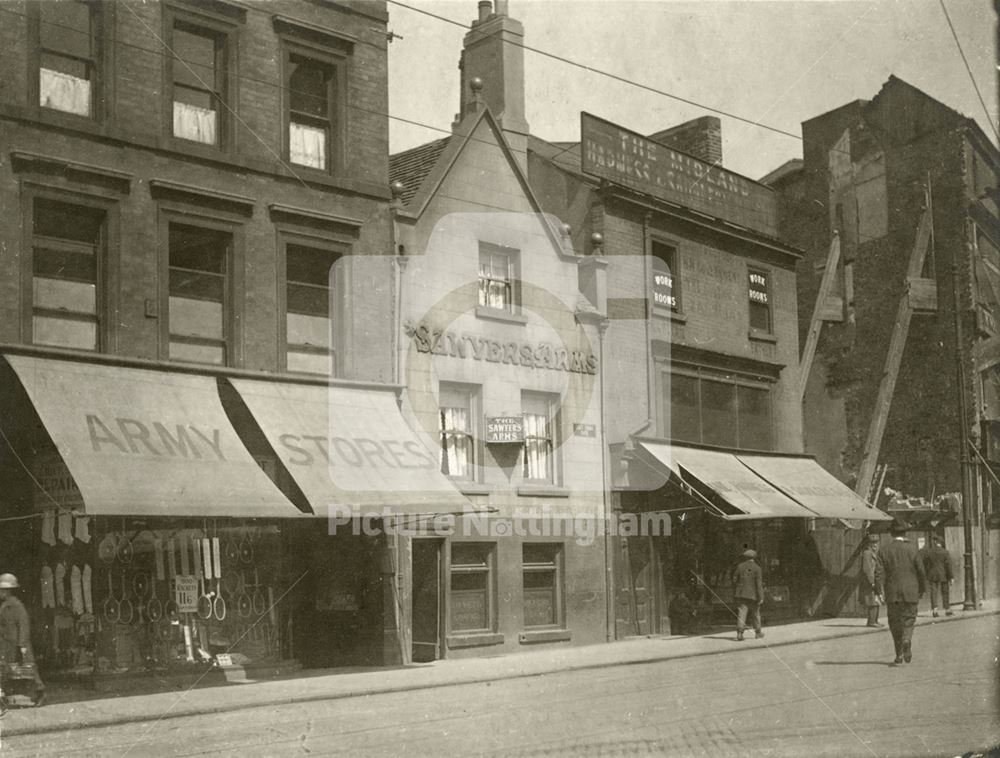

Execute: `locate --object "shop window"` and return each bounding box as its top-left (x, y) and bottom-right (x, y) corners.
top-left (36, 0), bottom-right (100, 118)
top-left (651, 240), bottom-right (679, 312)
top-left (522, 392), bottom-right (556, 483)
top-left (748, 268), bottom-right (772, 333)
top-left (285, 243), bottom-right (339, 375)
top-left (664, 370), bottom-right (773, 451)
top-left (169, 21), bottom-right (228, 146)
top-left (439, 384), bottom-right (479, 480)
top-left (450, 542), bottom-right (495, 634)
top-left (478, 243), bottom-right (519, 313)
top-left (30, 198), bottom-right (105, 351)
top-left (285, 52), bottom-right (338, 170)
top-left (701, 379), bottom-right (737, 448)
top-left (168, 223), bottom-right (231, 365)
top-left (522, 543), bottom-right (563, 628)
top-left (668, 374), bottom-right (700, 444)
top-left (737, 385), bottom-right (772, 451)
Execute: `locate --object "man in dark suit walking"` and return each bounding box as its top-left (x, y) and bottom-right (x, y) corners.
top-left (921, 536), bottom-right (953, 617)
top-left (878, 521), bottom-right (926, 664)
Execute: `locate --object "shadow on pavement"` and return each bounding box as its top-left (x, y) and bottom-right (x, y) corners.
top-left (812, 660), bottom-right (896, 667)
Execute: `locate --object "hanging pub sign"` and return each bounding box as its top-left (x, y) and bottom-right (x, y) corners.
top-left (486, 416), bottom-right (524, 443)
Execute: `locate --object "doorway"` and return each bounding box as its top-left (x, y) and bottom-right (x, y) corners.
top-left (411, 538), bottom-right (443, 662)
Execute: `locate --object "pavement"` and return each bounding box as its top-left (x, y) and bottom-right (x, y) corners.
top-left (2, 601), bottom-right (997, 738)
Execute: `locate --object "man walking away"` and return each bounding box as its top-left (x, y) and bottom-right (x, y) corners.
top-left (732, 549), bottom-right (764, 641)
top-left (921, 536), bottom-right (953, 617)
top-left (860, 533), bottom-right (884, 627)
top-left (878, 522), bottom-right (926, 664)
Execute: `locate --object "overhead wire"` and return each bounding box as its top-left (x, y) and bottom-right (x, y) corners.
top-left (385, 0), bottom-right (805, 143)
top-left (937, 0), bottom-right (1000, 142)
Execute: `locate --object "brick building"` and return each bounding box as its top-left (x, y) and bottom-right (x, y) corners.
top-left (763, 76), bottom-right (1000, 606)
top-left (0, 0), bottom-right (462, 691)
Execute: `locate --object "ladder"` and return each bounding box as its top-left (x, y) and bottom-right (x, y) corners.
top-left (853, 208), bottom-right (934, 498)
top-left (798, 233), bottom-right (843, 403)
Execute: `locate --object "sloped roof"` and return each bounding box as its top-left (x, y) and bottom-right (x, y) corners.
top-left (759, 158), bottom-right (803, 187)
top-left (389, 136), bottom-right (452, 206)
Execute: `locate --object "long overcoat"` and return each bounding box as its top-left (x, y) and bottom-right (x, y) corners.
top-left (879, 538), bottom-right (926, 603)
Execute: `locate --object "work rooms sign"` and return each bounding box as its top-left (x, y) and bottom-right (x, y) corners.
top-left (580, 112), bottom-right (777, 237)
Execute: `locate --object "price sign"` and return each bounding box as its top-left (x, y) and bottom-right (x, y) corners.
top-left (215, 653), bottom-right (233, 668)
top-left (174, 575), bottom-right (198, 613)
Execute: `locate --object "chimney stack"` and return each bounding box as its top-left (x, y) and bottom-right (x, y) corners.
top-left (649, 116), bottom-right (723, 166)
top-left (453, 1), bottom-right (530, 170)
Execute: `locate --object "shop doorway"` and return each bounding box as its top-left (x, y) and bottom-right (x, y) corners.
top-left (625, 535), bottom-right (662, 636)
top-left (411, 538), bottom-right (443, 662)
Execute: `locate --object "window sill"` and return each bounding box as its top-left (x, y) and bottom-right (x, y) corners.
top-left (653, 306), bottom-right (686, 324)
top-left (748, 329), bottom-right (777, 344)
top-left (446, 632), bottom-right (504, 649)
top-left (516, 484), bottom-right (570, 498)
top-left (475, 306), bottom-right (528, 325)
top-left (456, 482), bottom-right (493, 496)
top-left (519, 628), bottom-right (572, 644)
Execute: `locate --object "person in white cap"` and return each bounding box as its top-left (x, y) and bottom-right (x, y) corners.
top-left (732, 549), bottom-right (764, 641)
top-left (0, 573), bottom-right (45, 706)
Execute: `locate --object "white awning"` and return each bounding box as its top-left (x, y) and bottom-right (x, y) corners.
top-left (4, 355), bottom-right (301, 518)
top-left (737, 454), bottom-right (891, 521)
top-left (634, 440), bottom-right (890, 521)
top-left (226, 378), bottom-right (470, 517)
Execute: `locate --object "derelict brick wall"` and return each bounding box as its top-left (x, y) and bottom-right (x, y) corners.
top-left (785, 92), bottom-right (972, 497)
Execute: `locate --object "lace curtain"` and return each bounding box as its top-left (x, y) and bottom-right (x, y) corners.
top-left (39, 68), bottom-right (90, 116)
top-left (173, 101), bottom-right (217, 145)
top-left (440, 407), bottom-right (471, 478)
top-left (523, 413), bottom-right (551, 480)
top-left (290, 122), bottom-right (326, 169)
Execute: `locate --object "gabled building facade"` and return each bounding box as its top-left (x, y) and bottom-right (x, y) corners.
top-left (390, 92), bottom-right (609, 658)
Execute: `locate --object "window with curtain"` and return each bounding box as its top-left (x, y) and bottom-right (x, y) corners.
top-left (171, 22), bottom-right (223, 146)
top-left (38, 0), bottom-right (97, 117)
top-left (450, 543), bottom-right (495, 633)
top-left (523, 393), bottom-right (555, 483)
top-left (478, 245), bottom-right (518, 312)
top-left (522, 543), bottom-right (563, 628)
top-left (287, 53), bottom-right (336, 170)
top-left (285, 244), bottom-right (338, 375)
top-left (168, 223), bottom-right (230, 365)
top-left (439, 385), bottom-right (477, 479)
top-left (31, 198), bottom-right (104, 351)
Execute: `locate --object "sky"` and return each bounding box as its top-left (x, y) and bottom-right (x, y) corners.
top-left (385, 0), bottom-right (998, 181)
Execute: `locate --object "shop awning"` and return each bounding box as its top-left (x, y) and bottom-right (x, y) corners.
top-left (737, 454), bottom-right (891, 521)
top-left (634, 441), bottom-right (890, 521)
top-left (226, 378), bottom-right (470, 517)
top-left (3, 355), bottom-right (301, 518)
